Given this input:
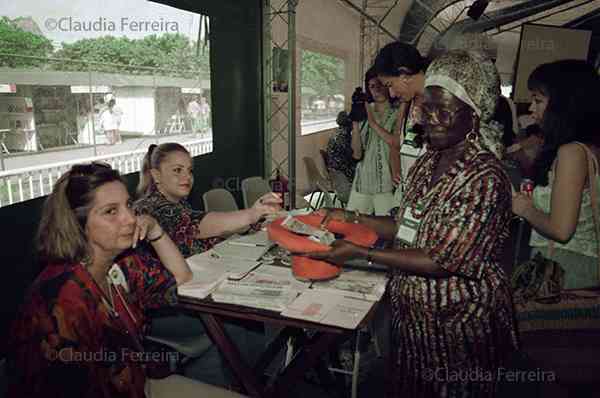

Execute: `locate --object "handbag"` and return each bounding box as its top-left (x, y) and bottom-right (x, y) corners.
top-left (511, 252), bottom-right (565, 304)
top-left (511, 142), bottom-right (600, 304)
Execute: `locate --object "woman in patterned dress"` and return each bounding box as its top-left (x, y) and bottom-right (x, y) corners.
top-left (134, 143), bottom-right (281, 257)
top-left (7, 163), bottom-right (243, 398)
top-left (512, 60), bottom-right (600, 289)
top-left (133, 143), bottom-right (282, 382)
top-left (346, 67), bottom-right (399, 216)
top-left (310, 50), bottom-right (519, 397)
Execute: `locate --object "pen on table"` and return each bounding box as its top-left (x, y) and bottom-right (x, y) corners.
top-left (229, 242), bottom-right (267, 247)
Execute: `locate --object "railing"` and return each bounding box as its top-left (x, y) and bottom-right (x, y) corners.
top-left (0, 138), bottom-right (213, 207)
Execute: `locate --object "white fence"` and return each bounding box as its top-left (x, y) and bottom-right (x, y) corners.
top-left (0, 138), bottom-right (212, 207)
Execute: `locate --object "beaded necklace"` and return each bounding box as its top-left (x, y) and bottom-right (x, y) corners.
top-left (402, 138), bottom-right (486, 221)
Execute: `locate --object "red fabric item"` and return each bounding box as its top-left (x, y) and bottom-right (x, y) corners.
top-left (268, 214), bottom-right (377, 280)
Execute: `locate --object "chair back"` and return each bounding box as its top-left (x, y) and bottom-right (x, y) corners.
top-left (241, 176), bottom-right (271, 209)
top-left (202, 188), bottom-right (239, 212)
top-left (302, 156), bottom-right (332, 192)
top-left (329, 169), bottom-right (352, 206)
top-left (319, 149), bottom-right (330, 170)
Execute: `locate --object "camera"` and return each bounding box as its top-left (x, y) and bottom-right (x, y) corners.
top-left (349, 87), bottom-right (368, 122)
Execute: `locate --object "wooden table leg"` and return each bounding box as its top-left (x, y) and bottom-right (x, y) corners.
top-left (270, 331), bottom-right (342, 396)
top-left (200, 314), bottom-right (267, 398)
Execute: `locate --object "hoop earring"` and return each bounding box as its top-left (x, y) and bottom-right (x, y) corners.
top-left (466, 131), bottom-right (479, 143)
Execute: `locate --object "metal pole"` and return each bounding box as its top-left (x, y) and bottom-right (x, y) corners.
top-left (338, 0), bottom-right (398, 42)
top-left (263, 0), bottom-right (273, 178)
top-left (89, 68), bottom-right (97, 157)
top-left (288, 0), bottom-right (297, 209)
top-left (359, 0), bottom-right (367, 80)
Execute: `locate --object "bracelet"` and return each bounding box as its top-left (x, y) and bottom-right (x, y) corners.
top-left (366, 247), bottom-right (374, 265)
top-left (147, 230), bottom-right (165, 243)
top-left (343, 210), bottom-right (360, 224)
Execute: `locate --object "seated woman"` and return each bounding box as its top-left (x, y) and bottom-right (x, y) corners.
top-left (133, 143), bottom-right (281, 381)
top-left (513, 60), bottom-right (600, 289)
top-left (135, 143), bottom-right (281, 257)
top-left (347, 67), bottom-right (399, 216)
top-left (7, 162), bottom-right (243, 398)
top-left (311, 50), bottom-right (518, 397)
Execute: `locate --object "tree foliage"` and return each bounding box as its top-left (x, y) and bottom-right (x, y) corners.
top-left (301, 49), bottom-right (345, 99)
top-left (52, 33), bottom-right (209, 78)
top-left (0, 17), bottom-right (53, 68)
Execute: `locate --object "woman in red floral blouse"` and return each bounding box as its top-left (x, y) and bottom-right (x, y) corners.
top-left (7, 163), bottom-right (243, 398)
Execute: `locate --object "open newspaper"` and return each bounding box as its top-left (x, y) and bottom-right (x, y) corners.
top-left (177, 251), bottom-right (260, 299)
top-left (310, 269), bottom-right (388, 301)
top-left (280, 215), bottom-right (335, 246)
top-left (211, 265), bottom-right (308, 312)
top-left (282, 290), bottom-right (374, 329)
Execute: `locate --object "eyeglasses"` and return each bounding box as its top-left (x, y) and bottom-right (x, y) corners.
top-left (420, 104), bottom-right (470, 126)
top-left (70, 161), bottom-right (112, 176)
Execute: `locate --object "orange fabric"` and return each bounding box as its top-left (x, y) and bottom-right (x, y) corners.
top-left (267, 214), bottom-right (378, 280)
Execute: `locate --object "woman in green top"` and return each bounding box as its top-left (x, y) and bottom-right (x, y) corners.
top-left (347, 67), bottom-right (398, 215)
top-left (513, 60), bottom-right (600, 289)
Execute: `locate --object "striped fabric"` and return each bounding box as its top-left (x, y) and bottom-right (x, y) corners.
top-left (389, 140), bottom-right (519, 397)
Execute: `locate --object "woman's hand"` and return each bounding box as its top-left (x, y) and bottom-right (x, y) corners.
top-left (305, 240), bottom-right (364, 266)
top-left (133, 214), bottom-right (163, 248)
top-left (316, 207), bottom-right (347, 228)
top-left (251, 192), bottom-right (283, 221)
top-left (512, 192), bottom-right (534, 218)
top-left (365, 102), bottom-right (374, 124)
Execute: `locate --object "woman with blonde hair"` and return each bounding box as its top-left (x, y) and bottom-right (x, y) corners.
top-left (7, 162), bottom-right (243, 398)
top-left (135, 143), bottom-right (281, 257)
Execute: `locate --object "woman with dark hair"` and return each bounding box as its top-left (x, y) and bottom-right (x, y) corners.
top-left (7, 163), bottom-right (243, 398)
top-left (346, 67), bottom-right (399, 215)
top-left (374, 42), bottom-right (428, 203)
top-left (513, 59), bottom-right (600, 289)
top-left (312, 50), bottom-right (518, 397)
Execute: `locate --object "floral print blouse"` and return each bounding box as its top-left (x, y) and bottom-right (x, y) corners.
top-left (7, 250), bottom-right (177, 398)
top-left (134, 186), bottom-right (222, 258)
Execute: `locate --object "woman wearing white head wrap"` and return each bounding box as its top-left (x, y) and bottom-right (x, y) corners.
top-left (309, 50), bottom-right (519, 397)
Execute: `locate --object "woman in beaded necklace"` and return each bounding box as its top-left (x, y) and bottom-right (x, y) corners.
top-left (311, 50), bottom-right (518, 397)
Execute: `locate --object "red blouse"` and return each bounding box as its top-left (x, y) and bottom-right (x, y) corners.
top-left (7, 250), bottom-right (177, 398)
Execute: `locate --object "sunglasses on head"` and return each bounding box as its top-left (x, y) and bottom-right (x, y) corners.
top-left (70, 162), bottom-right (112, 177)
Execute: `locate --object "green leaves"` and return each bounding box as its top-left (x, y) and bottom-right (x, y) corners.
top-left (0, 17), bottom-right (53, 67)
top-left (301, 49), bottom-right (345, 99)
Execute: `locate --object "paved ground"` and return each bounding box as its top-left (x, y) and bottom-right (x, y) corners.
top-left (0, 132), bottom-right (211, 172)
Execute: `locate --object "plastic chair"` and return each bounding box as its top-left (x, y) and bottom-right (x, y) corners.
top-left (203, 188), bottom-right (251, 234)
top-left (302, 156), bottom-right (336, 210)
top-left (203, 188), bottom-right (240, 212)
top-left (146, 314), bottom-right (214, 373)
top-left (241, 176), bottom-right (271, 209)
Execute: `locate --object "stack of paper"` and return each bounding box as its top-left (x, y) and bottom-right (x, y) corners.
top-left (282, 290), bottom-right (374, 329)
top-left (177, 251), bottom-right (260, 299)
top-left (211, 265), bottom-right (308, 312)
top-left (212, 235), bottom-right (273, 261)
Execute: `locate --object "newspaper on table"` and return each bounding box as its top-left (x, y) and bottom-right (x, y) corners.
top-left (227, 230), bottom-right (271, 247)
top-left (212, 236), bottom-right (272, 261)
top-left (280, 215), bottom-right (335, 246)
top-left (282, 290), bottom-right (374, 330)
top-left (211, 265), bottom-right (309, 312)
top-left (310, 269), bottom-right (388, 301)
top-left (177, 251), bottom-right (260, 299)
